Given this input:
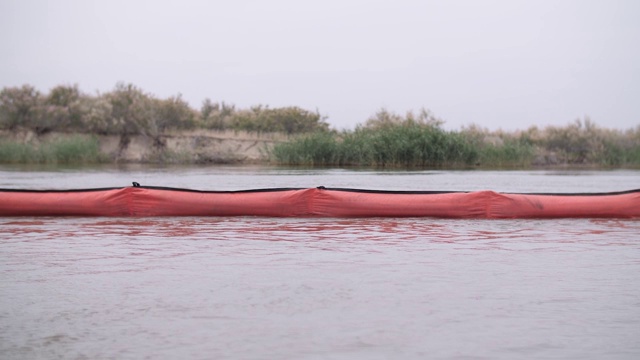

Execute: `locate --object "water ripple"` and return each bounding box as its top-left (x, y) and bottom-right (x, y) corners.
top-left (1, 216), bottom-right (639, 360)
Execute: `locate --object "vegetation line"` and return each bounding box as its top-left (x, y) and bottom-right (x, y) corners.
top-left (272, 110), bottom-right (640, 168)
top-left (0, 135), bottom-right (104, 164)
top-left (1, 83), bottom-right (639, 167)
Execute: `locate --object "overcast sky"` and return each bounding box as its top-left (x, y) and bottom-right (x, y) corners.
top-left (1, 0), bottom-right (638, 130)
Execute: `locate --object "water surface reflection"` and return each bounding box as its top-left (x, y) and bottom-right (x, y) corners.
top-left (1, 169), bottom-right (639, 359)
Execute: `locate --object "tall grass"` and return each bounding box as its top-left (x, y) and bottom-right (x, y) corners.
top-left (0, 142), bottom-right (35, 164)
top-left (270, 131), bottom-right (338, 166)
top-left (272, 123), bottom-right (479, 167)
top-left (0, 135), bottom-right (104, 164)
top-left (476, 140), bottom-right (534, 168)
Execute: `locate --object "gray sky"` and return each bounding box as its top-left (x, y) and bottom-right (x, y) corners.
top-left (1, 0), bottom-right (639, 130)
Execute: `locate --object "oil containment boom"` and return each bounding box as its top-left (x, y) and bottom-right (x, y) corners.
top-left (0, 185), bottom-right (638, 218)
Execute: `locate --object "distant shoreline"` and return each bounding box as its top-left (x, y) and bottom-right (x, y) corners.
top-left (1, 128), bottom-right (639, 169)
top-left (1, 84), bottom-right (638, 168)
top-left (0, 129), bottom-right (287, 165)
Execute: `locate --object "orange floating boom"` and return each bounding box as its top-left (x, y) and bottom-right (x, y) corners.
top-left (0, 186), bottom-right (638, 218)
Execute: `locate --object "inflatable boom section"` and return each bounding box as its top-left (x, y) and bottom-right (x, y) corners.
top-left (0, 186), bottom-right (638, 218)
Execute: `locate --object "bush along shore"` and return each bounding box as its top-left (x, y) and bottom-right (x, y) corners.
top-left (272, 109), bottom-right (640, 168)
top-left (1, 83), bottom-right (639, 168)
top-left (0, 83), bottom-right (324, 164)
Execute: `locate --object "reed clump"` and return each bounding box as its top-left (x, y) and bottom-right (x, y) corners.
top-left (273, 109), bottom-right (478, 167)
top-left (0, 135), bottom-right (104, 164)
top-left (459, 124), bottom-right (536, 167)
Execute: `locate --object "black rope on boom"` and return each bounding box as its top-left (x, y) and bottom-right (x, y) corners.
top-left (132, 182), bottom-right (141, 187)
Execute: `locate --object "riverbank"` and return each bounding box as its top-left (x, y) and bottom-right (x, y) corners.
top-left (0, 129), bottom-right (288, 165)
top-left (2, 127), bottom-right (640, 169)
top-left (2, 83), bottom-right (639, 168)
top-left (271, 122), bottom-right (640, 169)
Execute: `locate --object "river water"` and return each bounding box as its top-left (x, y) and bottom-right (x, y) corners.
top-left (1, 166), bottom-right (639, 359)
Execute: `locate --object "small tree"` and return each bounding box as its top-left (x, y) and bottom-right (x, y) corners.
top-left (154, 94), bottom-right (196, 132)
top-left (365, 108), bottom-right (443, 129)
top-left (230, 105), bottom-right (329, 134)
top-left (104, 83), bottom-right (156, 137)
top-left (43, 84), bottom-right (85, 131)
top-left (0, 85), bottom-right (43, 131)
top-left (200, 99), bottom-right (235, 130)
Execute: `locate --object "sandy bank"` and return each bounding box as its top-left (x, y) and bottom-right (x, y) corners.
top-left (1, 129), bottom-right (291, 164)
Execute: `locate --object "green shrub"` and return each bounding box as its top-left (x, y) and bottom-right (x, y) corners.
top-left (104, 83), bottom-right (156, 136)
top-left (200, 99), bottom-right (235, 130)
top-left (43, 84), bottom-right (86, 132)
top-left (231, 105), bottom-right (329, 134)
top-left (0, 85), bottom-right (43, 132)
top-left (154, 95), bottom-right (196, 132)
